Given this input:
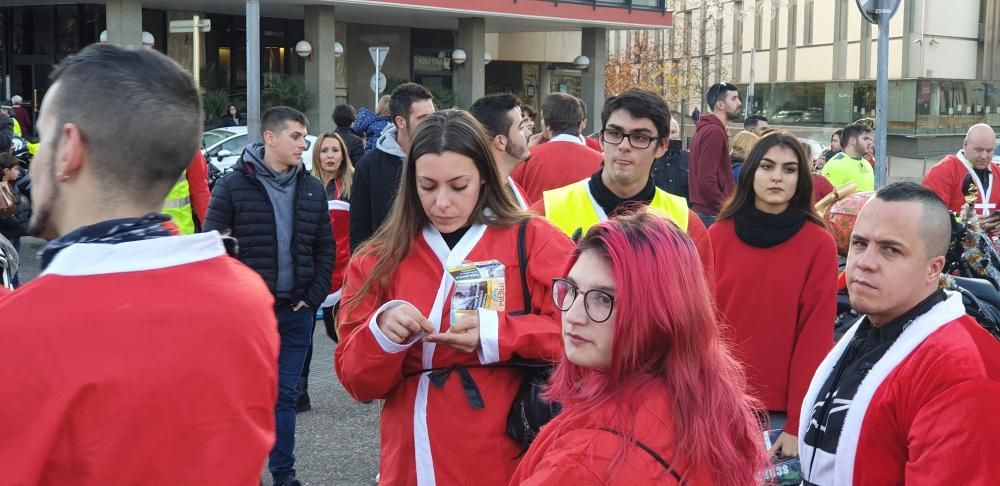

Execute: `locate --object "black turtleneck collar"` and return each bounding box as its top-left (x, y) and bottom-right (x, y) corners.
top-left (732, 204), bottom-right (809, 248)
top-left (587, 170), bottom-right (656, 217)
top-left (441, 226), bottom-right (470, 249)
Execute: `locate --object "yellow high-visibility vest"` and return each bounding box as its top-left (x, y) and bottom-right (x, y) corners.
top-left (163, 171), bottom-right (194, 235)
top-left (542, 179), bottom-right (689, 239)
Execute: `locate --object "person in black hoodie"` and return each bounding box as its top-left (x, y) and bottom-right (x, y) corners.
top-left (204, 106), bottom-right (333, 486)
top-left (651, 117), bottom-right (690, 200)
top-left (333, 104), bottom-right (365, 164)
top-left (349, 83), bottom-right (434, 251)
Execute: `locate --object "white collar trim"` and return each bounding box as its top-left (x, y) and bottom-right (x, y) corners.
top-left (42, 231), bottom-right (227, 277)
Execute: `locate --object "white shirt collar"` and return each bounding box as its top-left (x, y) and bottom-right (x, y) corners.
top-left (549, 133), bottom-right (585, 145)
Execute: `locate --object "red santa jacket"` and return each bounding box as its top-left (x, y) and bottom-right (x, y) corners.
top-left (923, 151), bottom-right (1000, 216)
top-left (799, 292), bottom-right (1000, 485)
top-left (0, 232), bottom-right (279, 485)
top-left (335, 217), bottom-right (573, 486)
top-left (512, 138), bottom-right (603, 204)
top-left (509, 381), bottom-right (717, 485)
top-left (186, 151), bottom-right (211, 223)
top-left (323, 198), bottom-right (350, 308)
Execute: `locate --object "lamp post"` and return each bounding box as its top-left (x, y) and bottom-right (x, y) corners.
top-left (857, 0), bottom-right (901, 188)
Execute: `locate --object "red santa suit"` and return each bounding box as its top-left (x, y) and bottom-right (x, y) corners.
top-left (0, 232), bottom-right (280, 485)
top-left (323, 198), bottom-right (351, 308)
top-left (335, 217), bottom-right (573, 486)
top-left (923, 150), bottom-right (1000, 216)
top-left (509, 382), bottom-right (715, 485)
top-left (511, 134), bottom-right (603, 204)
top-left (798, 292), bottom-right (1000, 485)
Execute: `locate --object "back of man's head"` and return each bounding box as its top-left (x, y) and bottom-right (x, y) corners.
top-left (705, 83), bottom-right (738, 111)
top-left (875, 182), bottom-right (951, 258)
top-left (261, 106), bottom-right (308, 137)
top-left (542, 93), bottom-right (584, 136)
top-left (469, 93), bottom-right (521, 139)
top-left (11, 95), bottom-right (22, 106)
top-left (47, 43), bottom-right (199, 202)
top-left (600, 88), bottom-right (671, 140)
top-left (333, 104), bottom-right (356, 129)
top-left (389, 83), bottom-right (433, 122)
top-left (744, 114), bottom-right (767, 131)
top-left (841, 123), bottom-right (871, 151)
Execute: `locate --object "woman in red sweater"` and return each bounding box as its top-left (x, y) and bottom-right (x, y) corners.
top-left (709, 131), bottom-right (838, 459)
top-left (511, 211), bottom-right (765, 485)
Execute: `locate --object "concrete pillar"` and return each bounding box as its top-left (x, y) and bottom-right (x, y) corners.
top-left (833, 0), bottom-right (849, 80)
top-left (106, 0), bottom-right (143, 48)
top-left (581, 27), bottom-right (607, 134)
top-left (453, 18), bottom-right (486, 109)
top-left (860, 20), bottom-right (872, 79)
top-left (304, 5), bottom-right (338, 133)
top-left (539, 63), bottom-right (552, 101)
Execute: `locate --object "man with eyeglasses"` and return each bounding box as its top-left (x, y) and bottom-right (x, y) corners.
top-left (531, 88), bottom-right (715, 288)
top-left (689, 82), bottom-right (742, 227)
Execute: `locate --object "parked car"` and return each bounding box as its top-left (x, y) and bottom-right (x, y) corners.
top-left (202, 126), bottom-right (316, 185)
top-left (772, 110), bottom-right (805, 124)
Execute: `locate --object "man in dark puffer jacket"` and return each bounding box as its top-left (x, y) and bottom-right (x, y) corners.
top-left (204, 106), bottom-right (332, 486)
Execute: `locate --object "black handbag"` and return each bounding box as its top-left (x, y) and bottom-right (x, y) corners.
top-left (505, 218), bottom-right (561, 449)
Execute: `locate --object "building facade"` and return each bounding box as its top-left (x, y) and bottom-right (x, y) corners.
top-left (611, 0), bottom-right (1000, 160)
top-left (1, 0), bottom-right (673, 135)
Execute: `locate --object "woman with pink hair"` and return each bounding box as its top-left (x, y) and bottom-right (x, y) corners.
top-left (510, 210), bottom-right (766, 485)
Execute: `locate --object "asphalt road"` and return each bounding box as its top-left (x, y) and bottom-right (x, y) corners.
top-left (17, 237), bottom-right (382, 486)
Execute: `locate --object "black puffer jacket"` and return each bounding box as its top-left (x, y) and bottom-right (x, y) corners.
top-left (204, 155), bottom-right (334, 309)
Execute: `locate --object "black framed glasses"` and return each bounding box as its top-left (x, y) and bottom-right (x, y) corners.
top-left (552, 278), bottom-right (616, 323)
top-left (600, 129), bottom-right (660, 149)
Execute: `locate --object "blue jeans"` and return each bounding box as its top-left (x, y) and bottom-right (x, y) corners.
top-left (268, 304), bottom-right (315, 483)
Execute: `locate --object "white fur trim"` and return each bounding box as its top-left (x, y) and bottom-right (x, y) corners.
top-left (328, 199), bottom-right (350, 211)
top-left (476, 308), bottom-right (500, 364)
top-left (321, 288), bottom-right (343, 309)
top-left (367, 300), bottom-right (420, 353)
top-left (412, 223), bottom-right (488, 486)
top-left (42, 231), bottom-right (226, 277)
top-left (508, 177), bottom-right (529, 210)
top-left (799, 291), bottom-right (965, 486)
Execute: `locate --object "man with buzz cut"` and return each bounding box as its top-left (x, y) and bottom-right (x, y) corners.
top-left (800, 182), bottom-right (1000, 485)
top-left (205, 105), bottom-right (334, 486)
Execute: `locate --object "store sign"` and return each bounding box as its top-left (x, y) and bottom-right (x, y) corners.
top-left (414, 55), bottom-right (450, 73)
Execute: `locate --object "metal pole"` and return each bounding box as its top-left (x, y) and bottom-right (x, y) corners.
top-left (748, 47), bottom-right (756, 113)
top-left (374, 57), bottom-right (380, 109)
top-left (246, 0), bottom-right (261, 144)
top-left (193, 15), bottom-right (201, 88)
top-left (875, 6), bottom-right (889, 188)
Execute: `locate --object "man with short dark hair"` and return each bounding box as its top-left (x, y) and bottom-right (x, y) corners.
top-left (744, 114), bottom-right (769, 136)
top-left (0, 43), bottom-right (280, 485)
top-left (350, 82), bottom-right (434, 250)
top-left (511, 92), bottom-right (603, 203)
top-left (822, 123), bottom-right (874, 192)
top-left (205, 105), bottom-right (333, 486)
top-left (689, 82), bottom-right (741, 226)
top-left (469, 93), bottom-right (532, 207)
top-left (333, 104), bottom-right (365, 164)
top-left (651, 117), bottom-right (690, 199)
top-left (800, 182), bottom-right (1000, 485)
top-left (532, 88), bottom-right (715, 287)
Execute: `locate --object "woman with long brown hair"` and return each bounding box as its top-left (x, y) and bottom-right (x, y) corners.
top-left (335, 109), bottom-right (573, 485)
top-left (709, 131), bottom-right (838, 459)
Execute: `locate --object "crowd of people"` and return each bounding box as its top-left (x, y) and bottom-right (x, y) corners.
top-left (0, 43), bottom-right (999, 486)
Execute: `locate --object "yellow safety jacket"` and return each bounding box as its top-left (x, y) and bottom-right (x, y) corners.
top-left (163, 171), bottom-right (194, 235)
top-left (11, 118), bottom-right (21, 137)
top-left (542, 179), bottom-right (689, 239)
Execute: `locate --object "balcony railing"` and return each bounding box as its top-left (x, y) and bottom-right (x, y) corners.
top-left (547, 0), bottom-right (669, 13)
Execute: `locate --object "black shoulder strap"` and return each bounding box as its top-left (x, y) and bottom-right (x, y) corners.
top-left (598, 428), bottom-right (683, 482)
top-left (517, 218), bottom-right (532, 315)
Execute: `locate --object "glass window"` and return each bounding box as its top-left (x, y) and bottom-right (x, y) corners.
top-left (55, 5), bottom-right (80, 62)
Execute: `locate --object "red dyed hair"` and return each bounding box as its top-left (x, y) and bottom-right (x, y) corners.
top-left (544, 210), bottom-right (766, 484)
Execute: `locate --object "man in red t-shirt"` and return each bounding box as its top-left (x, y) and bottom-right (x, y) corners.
top-left (688, 83), bottom-right (742, 226)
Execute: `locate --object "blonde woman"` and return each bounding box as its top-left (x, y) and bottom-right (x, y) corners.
top-left (298, 132), bottom-right (356, 410)
top-left (730, 130), bottom-right (760, 181)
